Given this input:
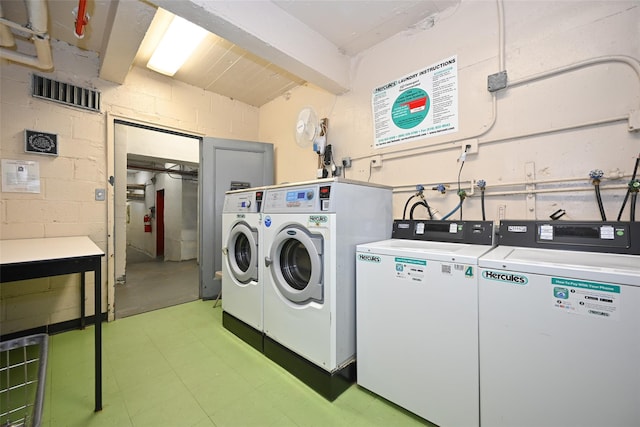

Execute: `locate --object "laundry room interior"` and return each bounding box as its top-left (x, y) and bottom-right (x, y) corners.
top-left (0, 1), bottom-right (638, 427)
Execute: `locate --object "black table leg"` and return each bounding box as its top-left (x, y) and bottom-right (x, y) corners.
top-left (81, 273), bottom-right (86, 329)
top-left (94, 260), bottom-right (102, 412)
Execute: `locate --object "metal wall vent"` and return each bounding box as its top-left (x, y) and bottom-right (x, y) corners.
top-left (31, 74), bottom-right (101, 112)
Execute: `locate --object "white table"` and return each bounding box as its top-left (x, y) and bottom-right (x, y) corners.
top-left (0, 236), bottom-right (105, 411)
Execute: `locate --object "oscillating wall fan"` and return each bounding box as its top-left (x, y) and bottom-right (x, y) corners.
top-left (294, 107), bottom-right (328, 154)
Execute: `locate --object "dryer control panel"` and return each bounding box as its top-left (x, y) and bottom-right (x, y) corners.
top-left (223, 190), bottom-right (262, 213)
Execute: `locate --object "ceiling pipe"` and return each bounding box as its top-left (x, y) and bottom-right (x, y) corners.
top-left (0, 0), bottom-right (53, 70)
top-left (73, 0), bottom-right (90, 39)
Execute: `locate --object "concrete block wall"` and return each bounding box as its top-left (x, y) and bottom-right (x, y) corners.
top-left (1, 38), bottom-right (259, 334)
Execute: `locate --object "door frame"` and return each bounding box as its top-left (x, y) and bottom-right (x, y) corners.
top-left (199, 137), bottom-right (274, 299)
top-left (107, 114), bottom-right (203, 321)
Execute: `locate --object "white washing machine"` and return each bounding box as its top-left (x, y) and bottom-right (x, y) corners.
top-left (356, 220), bottom-right (495, 427)
top-left (262, 178), bottom-right (392, 400)
top-left (479, 221), bottom-right (640, 427)
top-left (221, 187), bottom-right (266, 351)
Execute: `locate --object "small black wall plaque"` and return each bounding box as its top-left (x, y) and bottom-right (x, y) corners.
top-left (25, 130), bottom-right (58, 156)
top-left (230, 181), bottom-right (251, 191)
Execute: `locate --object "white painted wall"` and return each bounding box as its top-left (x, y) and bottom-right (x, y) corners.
top-left (1, 39), bottom-right (259, 333)
top-left (260, 1), bottom-right (640, 223)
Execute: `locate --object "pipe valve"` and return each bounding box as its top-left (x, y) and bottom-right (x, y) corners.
top-left (589, 169), bottom-right (604, 183)
top-left (432, 184), bottom-right (446, 194)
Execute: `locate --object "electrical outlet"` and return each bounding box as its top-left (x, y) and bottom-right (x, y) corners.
top-left (342, 157), bottom-right (352, 168)
top-left (461, 139), bottom-right (479, 156)
top-left (371, 155), bottom-right (383, 168)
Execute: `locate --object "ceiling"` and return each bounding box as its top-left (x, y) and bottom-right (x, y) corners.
top-left (1, 0), bottom-right (459, 107)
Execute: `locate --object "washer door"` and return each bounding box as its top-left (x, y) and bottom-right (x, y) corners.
top-left (269, 226), bottom-right (323, 304)
top-left (226, 222), bottom-right (258, 284)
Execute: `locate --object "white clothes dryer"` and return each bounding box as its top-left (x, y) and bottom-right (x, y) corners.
top-left (262, 178), bottom-right (392, 400)
top-left (479, 221), bottom-right (640, 427)
top-left (221, 187), bottom-right (265, 351)
top-left (356, 220), bottom-right (495, 427)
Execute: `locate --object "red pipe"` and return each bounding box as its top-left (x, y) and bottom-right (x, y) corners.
top-left (74, 0), bottom-right (88, 38)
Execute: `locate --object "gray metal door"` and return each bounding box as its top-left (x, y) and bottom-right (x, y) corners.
top-left (200, 138), bottom-right (274, 299)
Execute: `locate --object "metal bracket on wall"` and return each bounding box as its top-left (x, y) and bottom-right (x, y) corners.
top-left (525, 162), bottom-right (536, 219)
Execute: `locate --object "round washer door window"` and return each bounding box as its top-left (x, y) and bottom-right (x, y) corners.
top-left (226, 222), bottom-right (258, 284)
top-left (269, 226), bottom-right (323, 303)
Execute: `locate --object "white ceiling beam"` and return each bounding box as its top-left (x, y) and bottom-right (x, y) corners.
top-left (149, 0), bottom-right (351, 94)
top-left (99, 0), bottom-right (156, 84)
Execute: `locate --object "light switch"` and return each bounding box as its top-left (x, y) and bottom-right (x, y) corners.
top-left (95, 188), bottom-right (106, 201)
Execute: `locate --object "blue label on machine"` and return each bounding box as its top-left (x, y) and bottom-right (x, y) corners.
top-left (551, 277), bottom-right (620, 320)
top-left (551, 278), bottom-right (620, 293)
top-left (394, 257), bottom-right (426, 265)
top-left (394, 258), bottom-right (426, 283)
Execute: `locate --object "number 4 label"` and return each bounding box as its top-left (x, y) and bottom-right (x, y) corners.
top-left (465, 266), bottom-right (474, 278)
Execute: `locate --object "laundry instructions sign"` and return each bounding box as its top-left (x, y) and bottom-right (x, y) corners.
top-left (372, 56), bottom-right (458, 148)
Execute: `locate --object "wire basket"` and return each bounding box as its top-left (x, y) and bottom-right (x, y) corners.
top-left (0, 334), bottom-right (48, 427)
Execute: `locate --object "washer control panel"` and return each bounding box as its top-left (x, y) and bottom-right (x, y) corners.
top-left (264, 186), bottom-right (320, 212)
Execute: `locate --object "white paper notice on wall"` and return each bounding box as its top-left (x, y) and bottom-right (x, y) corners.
top-left (371, 55), bottom-right (459, 149)
top-left (1, 159), bottom-right (41, 193)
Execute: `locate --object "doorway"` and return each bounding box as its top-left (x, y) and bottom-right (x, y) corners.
top-left (114, 121), bottom-right (201, 318)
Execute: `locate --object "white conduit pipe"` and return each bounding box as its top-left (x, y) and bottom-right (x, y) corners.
top-left (477, 184), bottom-right (629, 198)
top-left (0, 0), bottom-right (53, 70)
top-left (394, 184), bottom-right (629, 197)
top-left (393, 174), bottom-right (633, 194)
top-left (507, 55), bottom-right (640, 88)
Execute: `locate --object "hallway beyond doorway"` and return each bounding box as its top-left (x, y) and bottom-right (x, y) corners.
top-left (115, 246), bottom-right (199, 319)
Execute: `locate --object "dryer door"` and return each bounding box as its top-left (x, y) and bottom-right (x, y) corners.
top-left (268, 226), bottom-right (323, 303)
top-left (226, 222), bottom-right (258, 283)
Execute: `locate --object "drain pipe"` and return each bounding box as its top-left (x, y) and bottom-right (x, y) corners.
top-left (0, 0), bottom-right (53, 70)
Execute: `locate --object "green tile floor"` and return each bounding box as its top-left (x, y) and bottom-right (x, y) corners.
top-left (40, 301), bottom-right (433, 427)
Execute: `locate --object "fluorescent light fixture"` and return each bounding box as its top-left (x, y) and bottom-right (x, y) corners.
top-left (147, 15), bottom-right (208, 76)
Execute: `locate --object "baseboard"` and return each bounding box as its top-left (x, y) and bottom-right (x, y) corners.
top-left (263, 335), bottom-right (356, 401)
top-left (0, 312), bottom-right (108, 342)
top-left (222, 311), bottom-right (264, 352)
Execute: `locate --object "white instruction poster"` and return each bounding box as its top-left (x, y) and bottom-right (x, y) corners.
top-left (372, 56), bottom-right (458, 148)
top-left (1, 159), bottom-right (41, 193)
